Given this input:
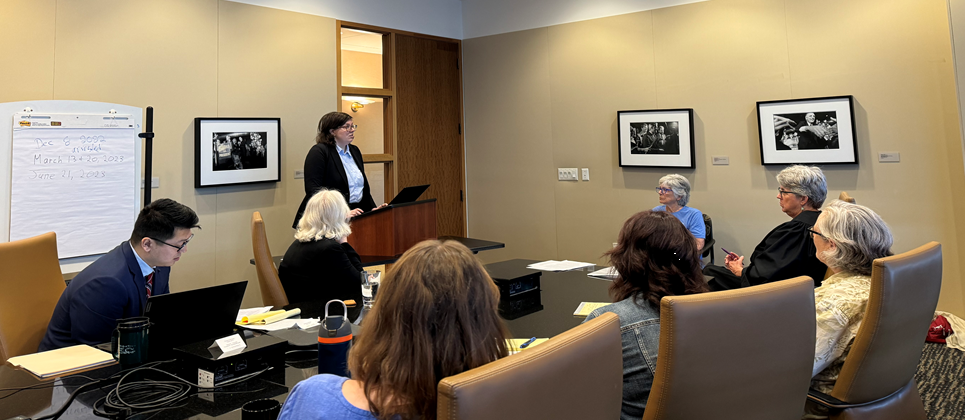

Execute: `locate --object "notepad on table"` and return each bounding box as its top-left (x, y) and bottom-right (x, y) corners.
top-left (573, 302), bottom-right (610, 318)
top-left (8, 345), bottom-right (115, 378)
top-left (506, 338), bottom-right (550, 354)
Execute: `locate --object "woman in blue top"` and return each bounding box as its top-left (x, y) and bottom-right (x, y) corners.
top-left (653, 174), bottom-right (705, 251)
top-left (584, 211), bottom-right (709, 420)
top-left (278, 240), bottom-right (510, 420)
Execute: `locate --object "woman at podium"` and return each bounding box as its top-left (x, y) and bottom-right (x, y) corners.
top-left (293, 111), bottom-right (385, 229)
top-left (280, 189), bottom-right (364, 308)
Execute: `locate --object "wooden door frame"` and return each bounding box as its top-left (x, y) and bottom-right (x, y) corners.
top-left (335, 21), bottom-right (466, 234)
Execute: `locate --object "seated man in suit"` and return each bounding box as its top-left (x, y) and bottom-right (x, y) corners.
top-left (39, 198), bottom-right (200, 351)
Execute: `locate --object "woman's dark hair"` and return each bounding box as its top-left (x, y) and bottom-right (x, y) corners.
top-left (348, 240), bottom-right (509, 420)
top-left (129, 198), bottom-right (200, 243)
top-left (606, 210), bottom-right (708, 307)
top-left (315, 111), bottom-right (353, 145)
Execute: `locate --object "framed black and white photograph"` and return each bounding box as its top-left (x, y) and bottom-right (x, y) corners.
top-left (618, 109), bottom-right (695, 168)
top-left (195, 118), bottom-right (281, 188)
top-left (757, 95), bottom-right (857, 165)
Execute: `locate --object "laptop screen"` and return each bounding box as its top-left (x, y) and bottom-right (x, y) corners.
top-left (145, 281), bottom-right (247, 360)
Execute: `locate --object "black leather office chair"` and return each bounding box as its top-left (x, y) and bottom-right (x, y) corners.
top-left (700, 214), bottom-right (715, 264)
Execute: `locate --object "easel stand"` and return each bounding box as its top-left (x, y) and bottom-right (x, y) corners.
top-left (139, 106), bottom-right (155, 206)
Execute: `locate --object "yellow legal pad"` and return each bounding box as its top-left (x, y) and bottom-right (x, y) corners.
top-left (573, 302), bottom-right (610, 318)
top-left (8, 345), bottom-right (115, 378)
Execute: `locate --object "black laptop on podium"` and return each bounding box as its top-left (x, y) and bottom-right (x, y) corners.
top-left (144, 281), bottom-right (248, 360)
top-left (388, 184), bottom-right (430, 205)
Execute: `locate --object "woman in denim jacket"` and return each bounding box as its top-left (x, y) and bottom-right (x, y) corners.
top-left (584, 210), bottom-right (709, 420)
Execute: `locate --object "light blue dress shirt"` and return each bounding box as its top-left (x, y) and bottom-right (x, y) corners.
top-left (337, 145), bottom-right (364, 204)
top-left (128, 242), bottom-right (155, 278)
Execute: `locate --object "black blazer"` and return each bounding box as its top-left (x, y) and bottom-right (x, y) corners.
top-left (277, 238), bottom-right (364, 307)
top-left (293, 142), bottom-right (377, 228)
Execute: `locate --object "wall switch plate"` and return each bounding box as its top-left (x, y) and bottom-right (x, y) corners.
top-left (558, 168), bottom-right (578, 181)
top-left (712, 156), bottom-right (730, 165)
top-left (139, 177), bottom-right (160, 189)
top-left (295, 169), bottom-right (305, 179)
top-left (878, 152), bottom-right (900, 163)
top-left (581, 168), bottom-right (590, 181)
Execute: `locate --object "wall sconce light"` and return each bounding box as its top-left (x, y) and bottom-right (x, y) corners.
top-left (351, 102), bottom-right (365, 112)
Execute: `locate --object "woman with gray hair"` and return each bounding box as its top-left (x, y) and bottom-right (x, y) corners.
top-left (654, 174), bottom-right (705, 251)
top-left (805, 200), bottom-right (893, 418)
top-left (703, 165), bottom-right (828, 291)
top-left (279, 189), bottom-right (363, 313)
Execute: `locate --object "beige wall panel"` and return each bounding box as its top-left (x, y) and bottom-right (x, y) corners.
top-left (648, 0), bottom-right (794, 263)
top-left (464, 29), bottom-right (559, 262)
top-left (546, 12), bottom-right (660, 263)
top-left (785, 0), bottom-right (965, 314)
top-left (0, 0), bottom-right (56, 102)
top-left (218, 1), bottom-right (337, 307)
top-left (51, 0), bottom-right (220, 294)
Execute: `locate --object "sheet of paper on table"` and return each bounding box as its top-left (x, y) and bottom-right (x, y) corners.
top-left (587, 266), bottom-right (618, 280)
top-left (526, 260), bottom-right (595, 271)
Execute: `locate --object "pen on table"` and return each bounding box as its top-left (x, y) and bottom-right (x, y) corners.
top-left (519, 337), bottom-right (537, 349)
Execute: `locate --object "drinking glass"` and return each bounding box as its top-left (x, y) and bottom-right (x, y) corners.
top-left (361, 270), bottom-right (381, 308)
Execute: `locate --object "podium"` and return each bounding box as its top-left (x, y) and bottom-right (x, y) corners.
top-left (347, 199), bottom-right (437, 256)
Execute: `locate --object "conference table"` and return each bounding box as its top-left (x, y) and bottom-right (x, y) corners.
top-left (1, 260), bottom-right (612, 420)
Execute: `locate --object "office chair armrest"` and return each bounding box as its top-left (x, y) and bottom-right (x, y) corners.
top-left (807, 388), bottom-right (902, 410)
top-left (700, 238), bottom-right (715, 257)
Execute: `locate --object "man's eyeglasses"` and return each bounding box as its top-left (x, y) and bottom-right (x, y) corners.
top-left (656, 187), bottom-right (674, 194)
top-left (339, 123), bottom-right (358, 131)
top-left (151, 234), bottom-right (194, 252)
top-left (806, 228), bottom-right (828, 241)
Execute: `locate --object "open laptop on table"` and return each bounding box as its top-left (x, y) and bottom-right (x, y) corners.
top-left (388, 184), bottom-right (430, 205)
top-left (144, 281), bottom-right (248, 360)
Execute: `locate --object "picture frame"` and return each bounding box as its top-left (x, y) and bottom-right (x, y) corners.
top-left (756, 95), bottom-right (857, 165)
top-left (617, 109), bottom-right (695, 168)
top-left (194, 117), bottom-right (281, 188)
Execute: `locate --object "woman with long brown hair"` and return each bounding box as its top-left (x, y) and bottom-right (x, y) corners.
top-left (279, 240), bottom-right (510, 420)
top-left (584, 210), bottom-right (709, 420)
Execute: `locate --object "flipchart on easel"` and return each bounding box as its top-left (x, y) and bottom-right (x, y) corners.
top-left (1, 100), bottom-right (143, 263)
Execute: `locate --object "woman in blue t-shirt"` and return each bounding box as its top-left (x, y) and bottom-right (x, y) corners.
top-left (278, 240), bottom-right (510, 420)
top-left (653, 174), bottom-right (705, 251)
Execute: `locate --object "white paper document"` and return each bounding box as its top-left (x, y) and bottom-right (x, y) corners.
top-left (587, 266), bottom-right (619, 280)
top-left (526, 260), bottom-right (595, 272)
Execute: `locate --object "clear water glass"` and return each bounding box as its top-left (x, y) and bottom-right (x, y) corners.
top-left (361, 270), bottom-right (381, 308)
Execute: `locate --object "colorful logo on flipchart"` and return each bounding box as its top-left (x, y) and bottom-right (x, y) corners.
top-left (18, 120), bottom-right (30, 127)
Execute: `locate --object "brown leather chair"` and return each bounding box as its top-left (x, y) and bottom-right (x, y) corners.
top-left (643, 277), bottom-right (816, 420)
top-left (251, 211), bottom-right (289, 308)
top-left (807, 242), bottom-right (941, 420)
top-left (437, 312), bottom-right (622, 420)
top-left (0, 232), bottom-right (66, 362)
top-left (839, 191), bottom-right (856, 204)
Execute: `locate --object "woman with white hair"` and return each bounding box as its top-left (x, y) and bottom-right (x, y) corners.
top-left (703, 165), bottom-right (828, 291)
top-left (279, 189), bottom-right (363, 309)
top-left (654, 174), bottom-right (705, 252)
top-left (805, 200), bottom-right (893, 419)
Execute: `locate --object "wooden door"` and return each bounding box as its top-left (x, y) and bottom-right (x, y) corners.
top-left (395, 34), bottom-right (465, 236)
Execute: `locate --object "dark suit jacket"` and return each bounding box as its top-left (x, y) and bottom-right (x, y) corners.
top-left (293, 142), bottom-right (376, 228)
top-left (278, 238), bottom-right (364, 307)
top-left (40, 243), bottom-right (170, 351)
